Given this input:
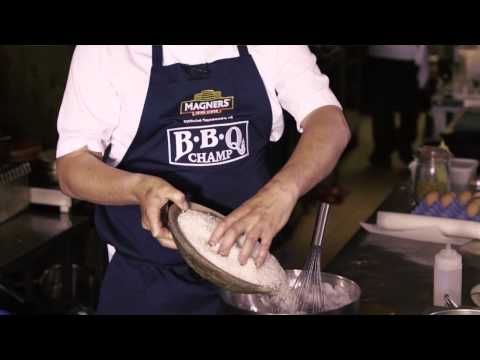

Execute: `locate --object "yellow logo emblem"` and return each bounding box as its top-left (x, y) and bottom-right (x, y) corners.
top-left (180, 90), bottom-right (234, 116)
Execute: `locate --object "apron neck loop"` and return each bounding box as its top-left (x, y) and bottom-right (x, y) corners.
top-left (237, 45), bottom-right (249, 57)
top-left (152, 45), bottom-right (164, 67)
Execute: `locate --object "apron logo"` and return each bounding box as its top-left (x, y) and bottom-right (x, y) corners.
top-left (167, 121), bottom-right (249, 167)
top-left (180, 90), bottom-right (234, 116)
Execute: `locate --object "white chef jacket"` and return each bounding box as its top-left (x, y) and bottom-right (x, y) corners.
top-left (56, 45), bottom-right (343, 263)
top-left (56, 45), bottom-right (342, 166)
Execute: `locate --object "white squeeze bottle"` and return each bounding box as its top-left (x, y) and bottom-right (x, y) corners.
top-left (433, 243), bottom-right (462, 307)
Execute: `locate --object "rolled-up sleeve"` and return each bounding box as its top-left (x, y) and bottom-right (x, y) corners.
top-left (274, 46), bottom-right (342, 132)
top-left (56, 45), bottom-right (120, 158)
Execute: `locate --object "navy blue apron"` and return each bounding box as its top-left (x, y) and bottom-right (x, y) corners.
top-left (95, 45), bottom-right (273, 314)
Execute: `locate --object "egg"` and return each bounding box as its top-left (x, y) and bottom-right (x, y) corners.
top-left (458, 191), bottom-right (473, 205)
top-left (469, 197), bottom-right (480, 207)
top-left (472, 192), bottom-right (480, 199)
top-left (440, 192), bottom-right (456, 208)
top-left (424, 191), bottom-right (440, 206)
top-left (467, 202), bottom-right (480, 218)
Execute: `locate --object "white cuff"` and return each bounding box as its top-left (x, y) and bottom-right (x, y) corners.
top-left (56, 136), bottom-right (106, 159)
top-left (296, 98), bottom-right (343, 133)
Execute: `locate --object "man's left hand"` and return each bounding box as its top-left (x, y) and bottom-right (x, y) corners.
top-left (208, 179), bottom-right (299, 267)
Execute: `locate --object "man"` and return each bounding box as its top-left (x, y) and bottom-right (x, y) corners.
top-left (56, 45), bottom-right (350, 314)
top-left (366, 45), bottom-right (429, 168)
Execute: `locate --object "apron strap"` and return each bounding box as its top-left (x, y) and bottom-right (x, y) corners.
top-left (152, 45), bottom-right (164, 67)
top-left (237, 45), bottom-right (249, 57)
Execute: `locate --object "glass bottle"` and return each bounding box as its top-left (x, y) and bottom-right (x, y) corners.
top-left (413, 146), bottom-right (451, 204)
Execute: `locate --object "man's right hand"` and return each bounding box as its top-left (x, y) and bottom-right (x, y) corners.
top-left (133, 175), bottom-right (189, 250)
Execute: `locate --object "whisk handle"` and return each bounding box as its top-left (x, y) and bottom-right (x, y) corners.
top-left (312, 202), bottom-right (330, 247)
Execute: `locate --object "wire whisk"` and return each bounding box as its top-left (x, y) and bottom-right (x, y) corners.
top-left (292, 202), bottom-right (330, 314)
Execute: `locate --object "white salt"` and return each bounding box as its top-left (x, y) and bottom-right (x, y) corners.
top-left (177, 209), bottom-right (288, 291)
top-left (271, 282), bottom-right (352, 314)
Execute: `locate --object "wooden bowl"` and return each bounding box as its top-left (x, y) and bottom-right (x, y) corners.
top-left (167, 202), bottom-right (271, 294)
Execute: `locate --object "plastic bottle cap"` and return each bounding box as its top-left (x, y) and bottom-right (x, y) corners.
top-left (436, 243), bottom-right (462, 271)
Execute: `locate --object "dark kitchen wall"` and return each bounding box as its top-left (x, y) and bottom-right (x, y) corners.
top-left (0, 45), bottom-right (75, 149)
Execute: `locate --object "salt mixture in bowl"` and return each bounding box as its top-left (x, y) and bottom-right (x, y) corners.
top-left (260, 275), bottom-right (354, 314)
top-left (223, 271), bottom-right (358, 315)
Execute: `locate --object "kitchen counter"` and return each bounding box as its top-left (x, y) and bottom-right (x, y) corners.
top-left (325, 183), bottom-right (480, 314)
top-left (0, 205), bottom-right (88, 270)
top-left (0, 202), bottom-right (98, 312)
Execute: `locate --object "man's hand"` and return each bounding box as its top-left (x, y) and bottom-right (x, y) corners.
top-left (208, 179), bottom-right (299, 267)
top-left (134, 175), bottom-right (190, 250)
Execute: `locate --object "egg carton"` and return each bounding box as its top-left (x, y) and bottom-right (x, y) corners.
top-left (412, 200), bottom-right (480, 221)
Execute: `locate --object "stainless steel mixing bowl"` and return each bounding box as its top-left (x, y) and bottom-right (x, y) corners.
top-left (220, 269), bottom-right (361, 315)
top-left (429, 308), bottom-right (480, 315)
top-left (428, 293), bottom-right (480, 315)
